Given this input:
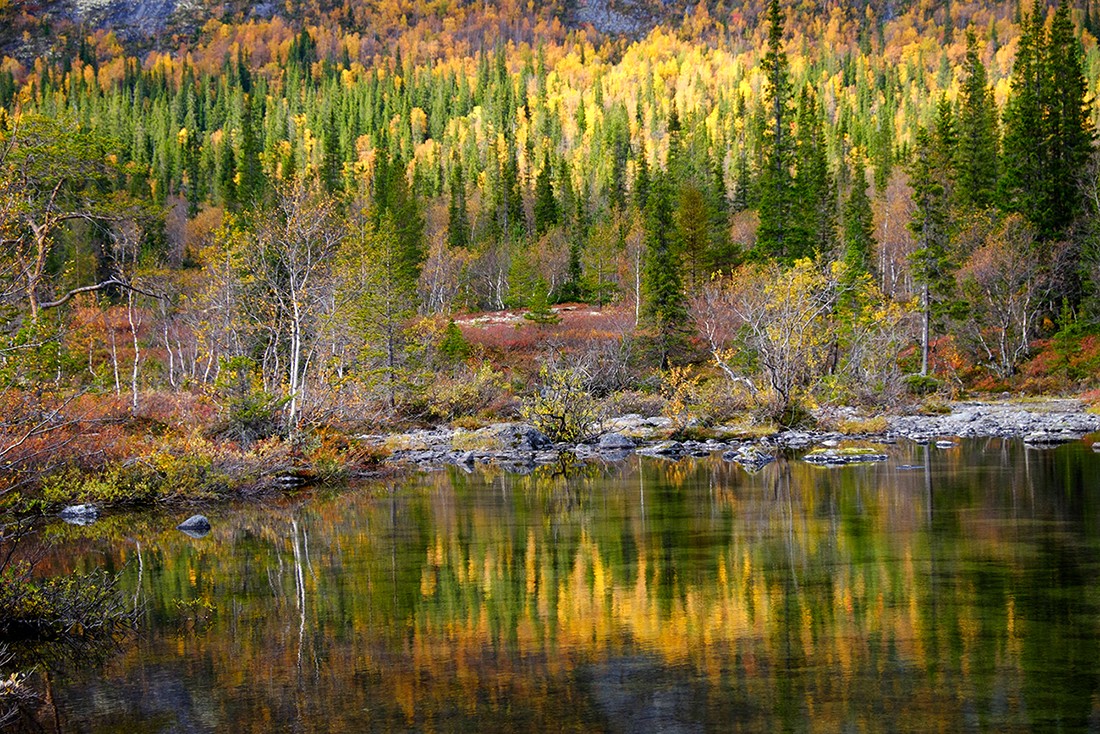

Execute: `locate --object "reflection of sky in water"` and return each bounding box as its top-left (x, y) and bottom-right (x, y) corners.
top-left (23, 439), bottom-right (1100, 732)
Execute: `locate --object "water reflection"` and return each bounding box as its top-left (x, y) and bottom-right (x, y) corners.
top-left (20, 439), bottom-right (1100, 732)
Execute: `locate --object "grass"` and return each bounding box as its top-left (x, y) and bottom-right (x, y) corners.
top-left (836, 416), bottom-right (889, 434)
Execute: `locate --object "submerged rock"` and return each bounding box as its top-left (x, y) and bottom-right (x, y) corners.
top-left (637, 441), bottom-right (685, 458)
top-left (803, 447), bottom-right (889, 466)
top-left (722, 447), bottom-right (775, 472)
top-left (177, 514), bottom-right (211, 539)
top-left (1023, 431), bottom-right (1079, 448)
top-left (59, 504), bottom-right (99, 526)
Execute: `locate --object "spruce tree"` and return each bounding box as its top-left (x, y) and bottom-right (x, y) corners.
top-left (955, 32), bottom-right (999, 210)
top-left (447, 160), bottom-right (471, 249)
top-left (641, 172), bottom-right (689, 368)
top-left (1001, 1), bottom-right (1047, 229)
top-left (792, 85), bottom-right (837, 257)
top-left (754, 0), bottom-right (796, 262)
top-left (374, 151), bottom-right (426, 285)
top-left (842, 174), bottom-right (876, 279)
top-left (908, 128), bottom-right (955, 377)
top-left (634, 149), bottom-right (651, 211)
top-left (533, 148), bottom-right (560, 236)
top-left (320, 105), bottom-right (343, 194)
top-left (1045, 0), bottom-right (1094, 236)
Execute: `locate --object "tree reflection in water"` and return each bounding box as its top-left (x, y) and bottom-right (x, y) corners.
top-left (15, 438), bottom-right (1100, 732)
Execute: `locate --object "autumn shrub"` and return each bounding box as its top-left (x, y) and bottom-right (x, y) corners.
top-left (415, 362), bottom-right (508, 422)
top-left (521, 365), bottom-right (600, 442)
top-left (604, 390), bottom-right (666, 418)
top-left (0, 559), bottom-right (135, 643)
top-left (660, 366), bottom-right (701, 429)
top-left (1081, 388), bottom-right (1100, 412)
top-left (302, 430), bottom-right (385, 484)
top-left (918, 397), bottom-right (953, 415)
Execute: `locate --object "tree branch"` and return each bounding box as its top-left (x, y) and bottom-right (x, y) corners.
top-left (38, 279), bottom-right (164, 311)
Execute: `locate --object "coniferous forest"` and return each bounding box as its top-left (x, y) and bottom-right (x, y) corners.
top-left (0, 0), bottom-right (1098, 499)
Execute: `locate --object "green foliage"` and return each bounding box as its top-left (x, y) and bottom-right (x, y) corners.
top-left (904, 373), bottom-right (943, 395)
top-left (954, 32), bottom-right (999, 211)
top-left (641, 173), bottom-right (689, 367)
top-left (533, 149), bottom-right (560, 236)
top-left (842, 176), bottom-right (875, 278)
top-left (524, 279), bottom-right (561, 324)
top-left (214, 356), bottom-right (286, 444)
top-left (520, 365), bottom-right (599, 442)
top-left (1001, 0), bottom-right (1094, 238)
top-left (753, 0), bottom-right (797, 262)
top-left (0, 560), bottom-right (135, 642)
top-left (438, 321), bottom-right (473, 365)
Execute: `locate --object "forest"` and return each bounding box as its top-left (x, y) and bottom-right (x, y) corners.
top-left (0, 0), bottom-right (1097, 501)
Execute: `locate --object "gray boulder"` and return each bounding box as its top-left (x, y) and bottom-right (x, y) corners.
top-left (637, 440), bottom-right (685, 458)
top-left (177, 514), bottom-right (211, 539)
top-left (492, 423), bottom-right (554, 451)
top-left (723, 447), bottom-right (775, 471)
top-left (598, 432), bottom-right (636, 450)
top-left (59, 504), bottom-right (98, 526)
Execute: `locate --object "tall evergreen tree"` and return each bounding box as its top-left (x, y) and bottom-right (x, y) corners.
top-left (447, 160), bottom-right (471, 249)
top-left (1001, 1), bottom-right (1049, 229)
top-left (374, 152), bottom-right (426, 285)
top-left (908, 128), bottom-right (955, 377)
top-left (533, 148), bottom-right (560, 236)
top-left (1045, 0), bottom-right (1094, 235)
top-left (753, 0), bottom-right (797, 262)
top-left (955, 32), bottom-right (999, 210)
top-left (792, 85), bottom-right (837, 256)
top-left (320, 105), bottom-right (343, 194)
top-left (641, 172), bottom-right (689, 368)
top-left (842, 173), bottom-right (876, 279)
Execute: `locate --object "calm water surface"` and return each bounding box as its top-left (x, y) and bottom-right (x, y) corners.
top-left (18, 438), bottom-right (1100, 732)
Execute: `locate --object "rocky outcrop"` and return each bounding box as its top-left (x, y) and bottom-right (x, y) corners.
top-left (371, 401), bottom-right (1100, 473)
top-left (886, 402), bottom-right (1100, 442)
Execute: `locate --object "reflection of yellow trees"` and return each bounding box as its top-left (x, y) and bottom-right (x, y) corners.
top-left (34, 442), bottom-right (1100, 730)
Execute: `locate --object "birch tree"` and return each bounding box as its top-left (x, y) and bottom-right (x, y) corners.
top-left (253, 177), bottom-right (346, 431)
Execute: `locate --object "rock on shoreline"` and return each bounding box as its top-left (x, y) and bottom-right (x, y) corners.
top-left (368, 401), bottom-right (1100, 472)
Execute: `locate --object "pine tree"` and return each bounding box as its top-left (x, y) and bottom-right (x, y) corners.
top-left (634, 149), bottom-right (651, 211)
top-left (533, 148), bottom-right (560, 236)
top-left (705, 149), bottom-right (734, 271)
top-left (908, 128), bottom-right (955, 377)
top-left (320, 105), bottom-right (343, 194)
top-left (447, 160), bottom-right (471, 249)
top-left (524, 278), bottom-right (561, 324)
top-left (1001, 1), bottom-right (1047, 228)
top-left (792, 85), bottom-right (837, 257)
top-left (374, 151), bottom-right (426, 285)
top-left (955, 32), bottom-right (999, 210)
top-left (842, 173), bottom-right (876, 278)
top-left (641, 172), bottom-right (689, 368)
top-left (1003, 0), bottom-right (1094, 239)
top-left (754, 0), bottom-right (797, 262)
top-left (439, 321), bottom-right (472, 366)
top-left (1045, 0), bottom-right (1095, 236)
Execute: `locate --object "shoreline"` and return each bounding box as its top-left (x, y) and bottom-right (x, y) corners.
top-left (378, 398), bottom-right (1100, 473)
top-left (34, 398), bottom-right (1100, 520)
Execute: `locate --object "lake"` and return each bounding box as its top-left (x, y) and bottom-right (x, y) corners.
top-left (14, 437), bottom-right (1100, 732)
